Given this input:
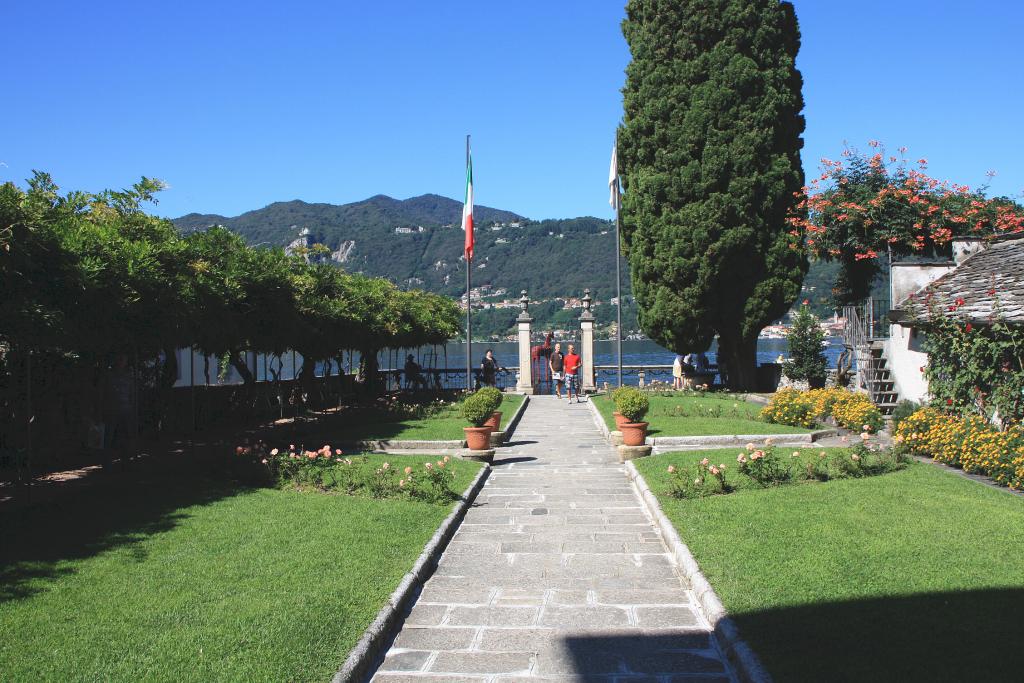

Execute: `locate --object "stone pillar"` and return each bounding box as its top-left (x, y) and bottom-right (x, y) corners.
top-left (579, 288), bottom-right (596, 393)
top-left (515, 291), bottom-right (534, 394)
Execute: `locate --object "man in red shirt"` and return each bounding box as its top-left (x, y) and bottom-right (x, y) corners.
top-left (563, 344), bottom-right (582, 403)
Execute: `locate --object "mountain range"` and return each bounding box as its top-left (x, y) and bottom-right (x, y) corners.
top-left (173, 194), bottom-right (628, 302)
top-left (172, 193), bottom-right (842, 338)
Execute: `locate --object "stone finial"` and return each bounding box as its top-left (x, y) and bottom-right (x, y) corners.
top-left (580, 288), bottom-right (595, 322)
top-left (519, 290), bottom-right (530, 312)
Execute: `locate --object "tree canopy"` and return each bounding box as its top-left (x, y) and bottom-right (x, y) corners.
top-left (791, 144), bottom-right (1024, 305)
top-left (618, 0), bottom-right (807, 389)
top-left (0, 173), bottom-right (460, 370)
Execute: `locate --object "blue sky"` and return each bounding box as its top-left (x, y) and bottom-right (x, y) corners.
top-left (2, 1), bottom-right (1022, 221)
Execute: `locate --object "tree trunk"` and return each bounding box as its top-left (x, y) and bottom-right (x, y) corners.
top-left (359, 348), bottom-right (380, 397)
top-left (297, 352), bottom-right (318, 408)
top-left (719, 332), bottom-right (759, 392)
top-left (228, 350), bottom-right (255, 385)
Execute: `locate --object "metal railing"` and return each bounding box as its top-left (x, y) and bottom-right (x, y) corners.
top-left (842, 299), bottom-right (891, 396)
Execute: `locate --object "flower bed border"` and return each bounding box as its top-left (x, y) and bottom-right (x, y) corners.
top-left (625, 460), bottom-right (771, 683)
top-left (334, 394), bottom-right (530, 452)
top-left (585, 394), bottom-right (834, 447)
top-left (331, 463), bottom-right (491, 683)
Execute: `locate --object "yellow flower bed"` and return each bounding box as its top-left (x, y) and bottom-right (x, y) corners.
top-left (829, 391), bottom-right (885, 433)
top-left (895, 407), bottom-right (1024, 490)
top-left (759, 388), bottom-right (816, 428)
top-left (760, 387), bottom-right (883, 432)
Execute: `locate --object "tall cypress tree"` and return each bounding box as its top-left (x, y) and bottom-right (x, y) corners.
top-left (619, 0), bottom-right (807, 390)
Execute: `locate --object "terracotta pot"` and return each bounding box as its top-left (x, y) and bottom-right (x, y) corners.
top-left (464, 426), bottom-right (493, 450)
top-left (484, 411), bottom-right (502, 431)
top-left (613, 411), bottom-right (628, 430)
top-left (620, 422), bottom-right (648, 446)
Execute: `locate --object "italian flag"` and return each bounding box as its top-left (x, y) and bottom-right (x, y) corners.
top-left (462, 150), bottom-right (474, 260)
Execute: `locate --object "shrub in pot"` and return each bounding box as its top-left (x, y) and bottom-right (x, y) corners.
top-left (610, 386), bottom-right (629, 429)
top-left (478, 386), bottom-right (504, 431)
top-left (461, 389), bottom-right (498, 450)
top-left (613, 386), bottom-right (650, 446)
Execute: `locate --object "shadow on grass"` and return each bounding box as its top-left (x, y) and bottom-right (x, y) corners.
top-left (731, 588), bottom-right (1024, 682)
top-left (556, 589), bottom-right (1024, 681)
top-left (0, 455), bottom-right (257, 604)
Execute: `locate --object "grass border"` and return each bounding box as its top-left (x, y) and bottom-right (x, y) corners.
top-left (624, 460), bottom-right (771, 683)
top-left (332, 463), bottom-right (491, 683)
top-left (584, 393), bottom-right (831, 448)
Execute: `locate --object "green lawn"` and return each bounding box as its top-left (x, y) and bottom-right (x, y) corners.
top-left (593, 392), bottom-right (809, 436)
top-left (331, 394), bottom-right (524, 441)
top-left (0, 454), bottom-right (482, 682)
top-left (636, 449), bottom-right (1024, 682)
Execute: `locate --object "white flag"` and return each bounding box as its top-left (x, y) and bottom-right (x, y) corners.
top-left (608, 144), bottom-right (619, 209)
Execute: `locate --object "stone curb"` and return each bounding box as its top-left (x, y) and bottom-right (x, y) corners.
top-left (499, 394), bottom-right (530, 443)
top-left (339, 438), bottom-right (466, 451)
top-left (625, 461), bottom-right (773, 683)
top-left (331, 463), bottom-right (491, 683)
top-left (651, 429), bottom-right (835, 447)
top-left (335, 397), bottom-right (530, 452)
top-left (586, 394), bottom-right (613, 440)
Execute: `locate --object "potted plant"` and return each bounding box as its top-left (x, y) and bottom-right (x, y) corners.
top-left (610, 386), bottom-right (629, 429)
top-left (613, 386), bottom-right (650, 446)
top-left (478, 386), bottom-right (504, 431)
top-left (461, 389), bottom-right (499, 450)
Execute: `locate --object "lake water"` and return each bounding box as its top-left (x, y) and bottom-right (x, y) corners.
top-left (402, 337), bottom-right (844, 389)
top-left (429, 338), bottom-right (843, 368)
top-left (175, 337), bottom-right (843, 389)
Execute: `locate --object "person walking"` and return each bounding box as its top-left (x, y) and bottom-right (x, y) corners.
top-left (549, 342), bottom-right (565, 398)
top-left (564, 344), bottom-right (582, 403)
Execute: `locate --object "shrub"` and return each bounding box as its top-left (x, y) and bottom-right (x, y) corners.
top-left (234, 443), bottom-right (461, 502)
top-left (736, 441), bottom-right (792, 486)
top-left (460, 390), bottom-right (496, 427)
top-left (891, 400), bottom-right (921, 432)
top-left (806, 387), bottom-right (848, 420)
top-left (477, 386), bottom-right (503, 411)
top-left (830, 391), bottom-right (884, 433)
top-left (760, 388), bottom-right (816, 428)
top-left (784, 303), bottom-right (827, 383)
top-left (613, 386), bottom-right (650, 422)
top-left (665, 436), bottom-right (908, 499)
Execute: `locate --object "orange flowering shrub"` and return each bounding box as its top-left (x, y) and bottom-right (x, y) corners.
top-left (895, 408), bottom-right (1024, 490)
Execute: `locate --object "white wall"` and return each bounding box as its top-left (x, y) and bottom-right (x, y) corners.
top-left (884, 262), bottom-right (956, 404)
top-left (884, 325), bottom-right (930, 403)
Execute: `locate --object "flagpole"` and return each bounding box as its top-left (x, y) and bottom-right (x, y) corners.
top-left (614, 131), bottom-right (623, 387)
top-left (465, 134), bottom-right (473, 391)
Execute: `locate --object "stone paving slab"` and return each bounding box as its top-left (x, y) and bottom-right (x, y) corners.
top-left (368, 396), bottom-right (735, 682)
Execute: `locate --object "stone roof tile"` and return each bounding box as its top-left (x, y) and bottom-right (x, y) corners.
top-left (899, 238), bottom-right (1024, 326)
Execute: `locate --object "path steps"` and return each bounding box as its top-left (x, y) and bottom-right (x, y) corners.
top-left (369, 395), bottom-right (735, 682)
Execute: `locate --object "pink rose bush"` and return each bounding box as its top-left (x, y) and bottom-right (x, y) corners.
top-left (665, 435), bottom-right (908, 499)
top-left (233, 441), bottom-right (458, 502)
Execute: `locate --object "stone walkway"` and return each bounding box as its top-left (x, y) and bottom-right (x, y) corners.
top-left (368, 395), bottom-right (735, 682)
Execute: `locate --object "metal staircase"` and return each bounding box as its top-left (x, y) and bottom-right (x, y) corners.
top-left (843, 301), bottom-right (899, 415)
